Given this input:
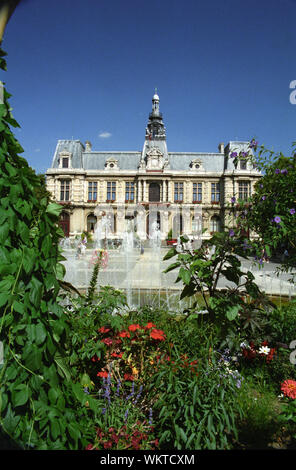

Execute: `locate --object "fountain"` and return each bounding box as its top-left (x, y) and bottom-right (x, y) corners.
top-left (94, 213), bottom-right (112, 249)
top-left (59, 223), bottom-right (296, 310)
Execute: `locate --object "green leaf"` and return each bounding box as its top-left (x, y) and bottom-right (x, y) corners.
top-left (163, 261), bottom-right (181, 273)
top-left (29, 276), bottom-right (43, 307)
top-left (12, 384), bottom-right (29, 407)
top-left (48, 388), bottom-right (59, 405)
top-left (35, 322), bottom-right (47, 345)
top-left (179, 267), bottom-right (191, 285)
top-left (226, 305), bottom-right (240, 321)
top-left (67, 422), bottom-right (81, 442)
top-left (163, 247), bottom-right (177, 260)
top-left (50, 420), bottom-right (61, 440)
top-left (46, 203), bottom-right (62, 217)
top-left (0, 222), bottom-right (9, 244)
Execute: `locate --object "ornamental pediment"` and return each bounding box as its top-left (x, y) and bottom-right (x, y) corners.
top-left (145, 146), bottom-right (165, 170)
top-left (104, 157), bottom-right (119, 170)
top-left (189, 158), bottom-right (203, 171)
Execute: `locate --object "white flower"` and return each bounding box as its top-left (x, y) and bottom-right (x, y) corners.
top-left (258, 346), bottom-right (270, 355)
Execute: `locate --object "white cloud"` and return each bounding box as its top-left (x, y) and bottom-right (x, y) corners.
top-left (99, 131), bottom-right (112, 139)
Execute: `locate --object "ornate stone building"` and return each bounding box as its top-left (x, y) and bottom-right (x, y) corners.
top-left (46, 91), bottom-right (261, 241)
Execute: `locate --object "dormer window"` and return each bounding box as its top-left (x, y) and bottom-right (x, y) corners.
top-left (62, 157), bottom-right (69, 168)
top-left (105, 158), bottom-right (119, 170)
top-left (59, 150), bottom-right (72, 169)
top-left (240, 159), bottom-right (247, 170)
top-left (190, 159), bottom-right (203, 171)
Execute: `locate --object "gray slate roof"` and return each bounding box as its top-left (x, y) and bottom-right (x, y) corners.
top-left (49, 139), bottom-right (253, 173)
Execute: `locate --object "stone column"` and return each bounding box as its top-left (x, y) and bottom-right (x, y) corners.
top-left (163, 180), bottom-right (167, 202)
top-left (138, 179), bottom-right (142, 202)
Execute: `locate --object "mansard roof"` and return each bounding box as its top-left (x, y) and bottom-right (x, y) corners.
top-left (48, 139), bottom-right (256, 174)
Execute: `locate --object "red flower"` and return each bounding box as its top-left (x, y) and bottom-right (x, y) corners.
top-left (101, 337), bottom-right (113, 346)
top-left (128, 324), bottom-right (141, 332)
top-left (145, 322), bottom-right (156, 329)
top-left (97, 370), bottom-right (109, 378)
top-left (150, 328), bottom-right (166, 341)
top-left (124, 373), bottom-right (135, 381)
top-left (103, 440), bottom-right (113, 449)
top-left (98, 326), bottom-right (111, 334)
top-left (281, 379), bottom-right (296, 399)
top-left (118, 330), bottom-right (130, 338)
top-left (85, 444), bottom-right (94, 450)
top-left (266, 348), bottom-right (276, 362)
top-left (111, 352), bottom-right (123, 358)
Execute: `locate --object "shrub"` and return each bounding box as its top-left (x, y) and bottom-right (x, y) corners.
top-left (149, 349), bottom-right (244, 450)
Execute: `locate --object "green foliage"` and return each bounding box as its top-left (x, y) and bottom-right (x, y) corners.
top-left (84, 375), bottom-right (158, 450)
top-left (66, 285), bottom-right (127, 380)
top-left (236, 143), bottom-right (296, 271)
top-left (149, 351), bottom-right (243, 450)
top-left (0, 47), bottom-right (97, 449)
top-left (236, 381), bottom-right (281, 448)
top-left (164, 233), bottom-right (271, 328)
top-left (264, 300), bottom-right (296, 345)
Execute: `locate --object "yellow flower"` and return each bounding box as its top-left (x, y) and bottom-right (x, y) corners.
top-left (132, 367), bottom-right (139, 376)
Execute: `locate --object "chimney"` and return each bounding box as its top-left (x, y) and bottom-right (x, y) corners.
top-left (85, 140), bottom-right (92, 152)
top-left (218, 142), bottom-right (224, 154)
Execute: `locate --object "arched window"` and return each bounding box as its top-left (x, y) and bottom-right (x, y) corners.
top-left (210, 215), bottom-right (221, 233)
top-left (149, 182), bottom-right (160, 202)
top-left (87, 213), bottom-right (97, 233)
top-left (59, 211), bottom-right (70, 237)
top-left (192, 216), bottom-right (202, 234)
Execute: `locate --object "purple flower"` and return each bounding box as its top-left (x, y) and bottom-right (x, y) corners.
top-left (148, 408), bottom-right (153, 425)
top-left (124, 408), bottom-right (129, 422)
top-left (289, 208), bottom-right (295, 215)
top-left (240, 151), bottom-right (248, 157)
top-left (275, 169), bottom-right (280, 174)
top-left (249, 139), bottom-right (258, 149)
top-left (231, 196), bottom-right (236, 204)
top-left (229, 229), bottom-right (235, 237)
top-left (273, 216), bottom-right (281, 224)
top-left (230, 152), bottom-right (237, 158)
top-left (261, 195), bottom-right (266, 200)
top-left (281, 169), bottom-right (288, 174)
top-left (116, 380), bottom-right (121, 397)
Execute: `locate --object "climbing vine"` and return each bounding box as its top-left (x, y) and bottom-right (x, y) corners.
top-left (0, 47), bottom-right (96, 449)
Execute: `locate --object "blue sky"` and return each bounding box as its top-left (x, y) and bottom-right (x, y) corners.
top-left (1, 0), bottom-right (296, 173)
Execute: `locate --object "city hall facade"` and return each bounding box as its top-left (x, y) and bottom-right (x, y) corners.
top-left (45, 92), bottom-right (261, 241)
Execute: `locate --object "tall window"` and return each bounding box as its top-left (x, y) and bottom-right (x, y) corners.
top-left (62, 157), bottom-right (69, 168)
top-left (88, 182), bottom-right (97, 202)
top-left (149, 183), bottom-right (160, 202)
top-left (107, 182), bottom-right (116, 202)
top-left (211, 182), bottom-right (220, 203)
top-left (193, 182), bottom-right (202, 202)
top-left (125, 182), bottom-right (135, 202)
top-left (174, 182), bottom-right (183, 202)
top-left (60, 179), bottom-right (70, 201)
top-left (211, 215), bottom-right (221, 233)
top-left (238, 181), bottom-right (250, 201)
